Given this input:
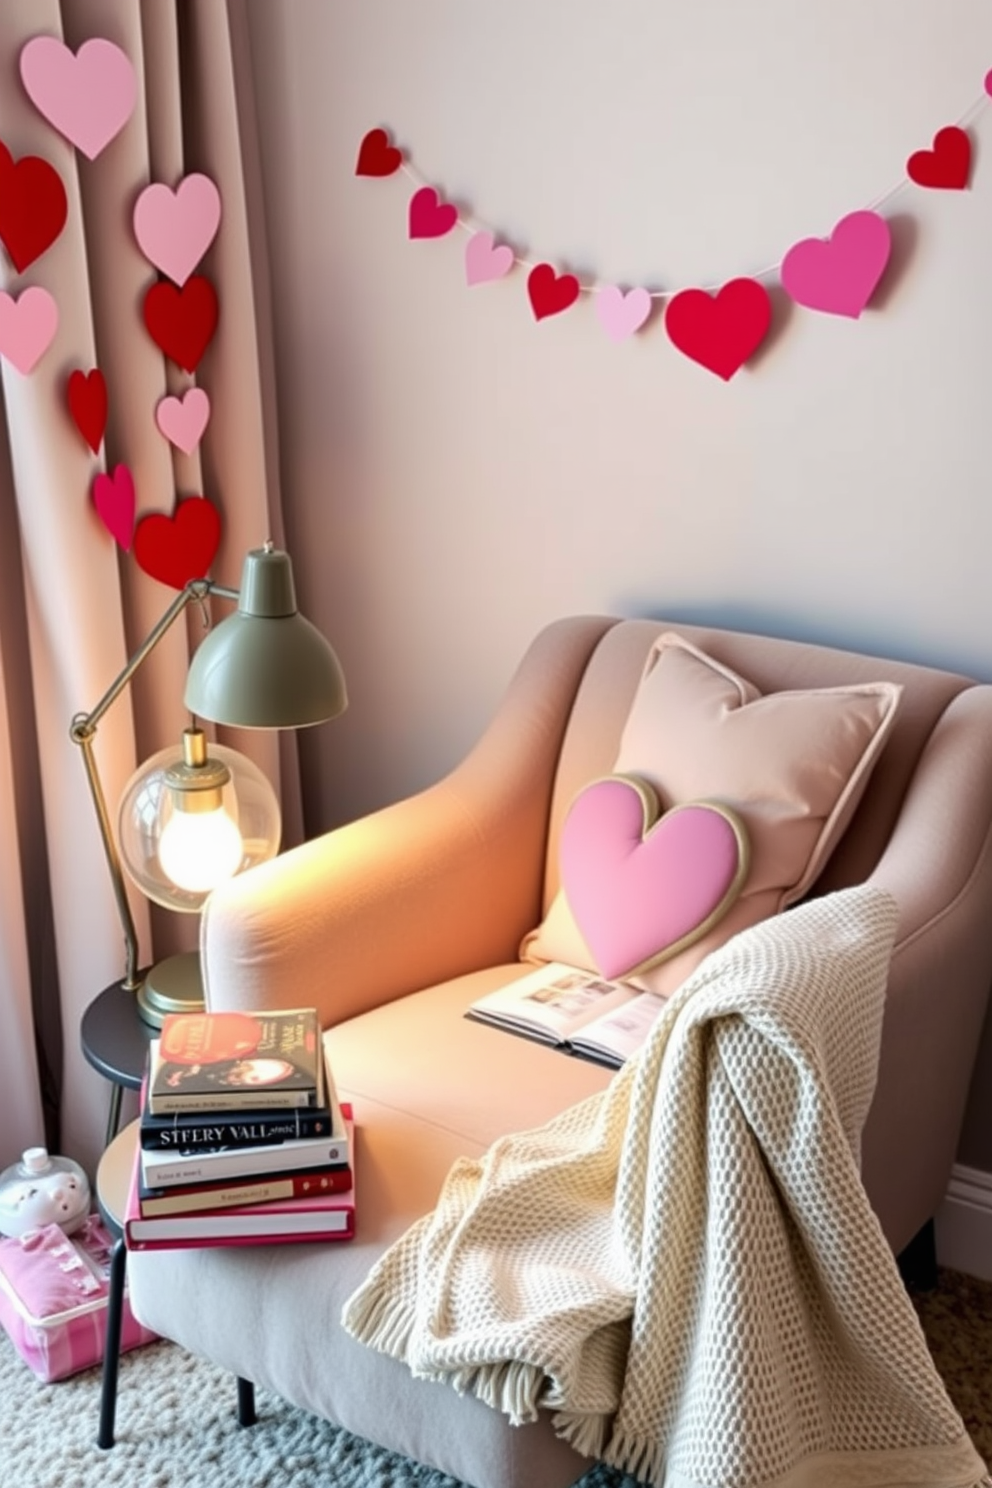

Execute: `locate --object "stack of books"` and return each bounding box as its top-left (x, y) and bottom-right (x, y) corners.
top-left (124, 1007), bottom-right (355, 1250)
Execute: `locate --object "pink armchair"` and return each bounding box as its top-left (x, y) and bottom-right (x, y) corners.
top-left (126, 615), bottom-right (992, 1488)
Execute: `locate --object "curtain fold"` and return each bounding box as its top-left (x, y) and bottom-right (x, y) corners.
top-left (0, 0), bottom-right (296, 1178)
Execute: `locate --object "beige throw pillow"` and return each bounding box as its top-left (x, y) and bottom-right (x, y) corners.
top-left (520, 631), bottom-right (902, 996)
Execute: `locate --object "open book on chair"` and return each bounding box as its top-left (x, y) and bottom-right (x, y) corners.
top-left (465, 962), bottom-right (670, 1067)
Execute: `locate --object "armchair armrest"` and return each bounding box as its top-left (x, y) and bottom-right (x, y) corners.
top-left (859, 685), bottom-right (992, 1248)
top-left (201, 615), bottom-right (616, 1027)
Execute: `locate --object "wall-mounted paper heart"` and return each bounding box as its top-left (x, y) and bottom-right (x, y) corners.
top-left (0, 140), bottom-right (67, 272)
top-left (408, 186), bottom-right (458, 240)
top-left (19, 36), bottom-right (136, 161)
top-left (133, 495), bottom-right (221, 590)
top-left (664, 277), bottom-right (771, 380)
top-left (465, 230), bottom-right (514, 286)
top-left (906, 126), bottom-right (970, 190)
top-left (133, 173), bottom-right (222, 287)
top-left (92, 463), bottom-right (135, 550)
top-left (142, 275), bottom-right (219, 372)
top-left (527, 263), bottom-right (581, 321)
top-left (560, 775), bottom-right (749, 980)
top-left (596, 284), bottom-right (652, 342)
top-left (355, 127), bottom-right (403, 177)
top-left (155, 387), bottom-right (210, 454)
top-left (780, 210), bottom-right (890, 320)
top-left (0, 287), bottom-right (58, 374)
top-left (67, 368), bottom-right (107, 452)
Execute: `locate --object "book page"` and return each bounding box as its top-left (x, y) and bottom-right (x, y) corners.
top-left (568, 990), bottom-right (670, 1067)
top-left (466, 963), bottom-right (638, 1043)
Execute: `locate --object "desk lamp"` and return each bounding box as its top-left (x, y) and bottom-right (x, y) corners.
top-left (70, 542), bottom-right (346, 1027)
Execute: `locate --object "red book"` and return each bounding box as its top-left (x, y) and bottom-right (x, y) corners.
top-left (138, 1162), bottom-right (352, 1219)
top-left (125, 1109), bottom-right (356, 1251)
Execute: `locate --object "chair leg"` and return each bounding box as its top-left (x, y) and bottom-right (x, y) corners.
top-left (897, 1217), bottom-right (938, 1293)
top-left (236, 1376), bottom-right (256, 1426)
top-left (97, 1234), bottom-right (127, 1448)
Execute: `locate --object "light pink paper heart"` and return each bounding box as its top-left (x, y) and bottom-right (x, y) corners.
top-left (465, 231), bottom-right (514, 286)
top-left (134, 174), bottom-right (222, 287)
top-left (596, 285), bottom-right (652, 341)
top-left (92, 464), bottom-right (136, 551)
top-left (0, 287), bottom-right (58, 374)
top-left (19, 37), bottom-right (136, 161)
top-left (560, 776), bottom-right (748, 979)
top-left (155, 387), bottom-right (211, 454)
top-left (780, 210), bottom-right (891, 320)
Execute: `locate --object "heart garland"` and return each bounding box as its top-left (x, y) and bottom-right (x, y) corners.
top-left (356, 91), bottom-right (991, 379)
top-left (11, 31), bottom-right (225, 583)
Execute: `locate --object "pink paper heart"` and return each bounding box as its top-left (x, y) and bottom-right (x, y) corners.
top-left (560, 776), bottom-right (748, 980)
top-left (19, 37), bottom-right (136, 161)
top-left (134, 174), bottom-right (222, 287)
top-left (408, 186), bottom-right (458, 240)
top-left (92, 464), bottom-right (136, 551)
top-left (780, 210), bottom-right (891, 320)
top-left (465, 230), bottom-right (514, 286)
top-left (0, 287), bottom-right (58, 374)
top-left (155, 387), bottom-right (211, 454)
top-left (596, 284), bottom-right (652, 341)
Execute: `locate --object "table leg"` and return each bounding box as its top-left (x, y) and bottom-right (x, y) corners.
top-left (104, 1083), bottom-right (123, 1149)
top-left (237, 1376), bottom-right (257, 1426)
top-left (97, 1234), bottom-right (127, 1449)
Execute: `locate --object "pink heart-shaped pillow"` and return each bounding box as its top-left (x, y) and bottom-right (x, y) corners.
top-left (560, 775), bottom-right (749, 980)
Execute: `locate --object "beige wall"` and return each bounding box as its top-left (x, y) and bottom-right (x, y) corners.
top-left (243, 2), bottom-right (992, 1162)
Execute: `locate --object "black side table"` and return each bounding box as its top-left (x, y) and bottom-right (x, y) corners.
top-left (81, 978), bottom-right (155, 1147)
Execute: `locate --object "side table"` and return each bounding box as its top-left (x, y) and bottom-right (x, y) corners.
top-left (94, 1120), bottom-right (258, 1449)
top-left (81, 978), bottom-right (155, 1147)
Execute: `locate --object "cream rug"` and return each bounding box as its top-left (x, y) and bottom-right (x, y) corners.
top-left (0, 1273), bottom-right (988, 1488)
top-left (0, 1330), bottom-right (628, 1488)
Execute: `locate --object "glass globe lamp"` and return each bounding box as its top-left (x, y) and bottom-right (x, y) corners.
top-left (116, 727), bottom-right (281, 1020)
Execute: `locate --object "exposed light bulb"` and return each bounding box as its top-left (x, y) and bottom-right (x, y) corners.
top-left (158, 805), bottom-right (243, 894)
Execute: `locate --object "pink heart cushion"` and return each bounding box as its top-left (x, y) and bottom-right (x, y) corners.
top-left (523, 631), bottom-right (901, 996)
top-left (560, 776), bottom-right (749, 979)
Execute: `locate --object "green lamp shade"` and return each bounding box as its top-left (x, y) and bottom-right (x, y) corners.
top-left (184, 546), bottom-right (348, 728)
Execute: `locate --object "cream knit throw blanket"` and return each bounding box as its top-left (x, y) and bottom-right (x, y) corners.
top-left (343, 886), bottom-right (989, 1488)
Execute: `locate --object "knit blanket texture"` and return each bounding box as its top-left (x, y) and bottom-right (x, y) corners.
top-left (342, 885), bottom-right (989, 1488)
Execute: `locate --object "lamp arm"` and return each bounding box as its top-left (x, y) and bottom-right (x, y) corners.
top-left (68, 577), bottom-right (239, 989)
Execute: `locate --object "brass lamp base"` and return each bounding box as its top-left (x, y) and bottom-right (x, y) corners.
top-left (136, 950), bottom-right (205, 1028)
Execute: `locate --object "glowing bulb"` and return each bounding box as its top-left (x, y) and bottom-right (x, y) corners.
top-left (158, 805), bottom-right (243, 893)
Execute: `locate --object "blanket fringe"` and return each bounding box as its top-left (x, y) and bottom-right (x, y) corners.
top-left (339, 1286), bottom-right (414, 1359)
top-left (445, 1359), bottom-right (547, 1426)
top-left (550, 1408), bottom-right (610, 1461)
top-left (601, 1430), bottom-right (667, 1487)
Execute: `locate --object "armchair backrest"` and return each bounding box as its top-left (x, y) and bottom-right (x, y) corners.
top-left (539, 617), bottom-right (976, 916)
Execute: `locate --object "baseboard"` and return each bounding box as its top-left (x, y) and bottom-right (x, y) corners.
top-left (934, 1163), bottom-right (992, 1281)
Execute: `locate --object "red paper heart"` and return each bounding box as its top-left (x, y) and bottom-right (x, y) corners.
top-left (906, 125), bottom-right (971, 190)
top-left (355, 127), bottom-right (403, 177)
top-left (665, 278), bottom-right (772, 380)
top-left (142, 274), bottom-right (219, 372)
top-left (0, 139), bottom-right (67, 272)
top-left (527, 263), bottom-right (581, 321)
top-left (408, 186), bottom-right (458, 239)
top-left (67, 368), bottom-right (107, 452)
top-left (133, 495), bottom-right (221, 590)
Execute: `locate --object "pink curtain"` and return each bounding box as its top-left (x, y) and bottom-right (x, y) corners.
top-left (0, 0), bottom-right (299, 1179)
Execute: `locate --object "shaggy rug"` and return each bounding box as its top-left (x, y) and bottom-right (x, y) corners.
top-left (1, 1269), bottom-right (989, 1488)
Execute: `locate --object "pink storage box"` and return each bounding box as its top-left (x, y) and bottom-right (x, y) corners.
top-left (0, 1213), bottom-right (156, 1381)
